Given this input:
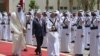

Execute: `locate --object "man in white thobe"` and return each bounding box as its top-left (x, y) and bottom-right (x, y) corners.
top-left (16, 5), bottom-right (27, 51)
top-left (11, 12), bottom-right (26, 56)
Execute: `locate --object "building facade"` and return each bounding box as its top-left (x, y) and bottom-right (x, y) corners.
top-left (0, 0), bottom-right (100, 12)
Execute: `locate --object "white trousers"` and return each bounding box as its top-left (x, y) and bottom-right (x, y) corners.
top-left (12, 34), bottom-right (26, 56)
top-left (47, 32), bottom-right (60, 56)
top-left (60, 29), bottom-right (70, 52)
top-left (84, 27), bottom-right (90, 48)
top-left (4, 24), bottom-right (11, 41)
top-left (42, 35), bottom-right (48, 47)
top-left (2, 24), bottom-right (6, 40)
top-left (0, 24), bottom-right (3, 40)
top-left (90, 29), bottom-right (99, 56)
top-left (74, 29), bottom-right (83, 54)
top-left (71, 26), bottom-right (77, 42)
top-left (26, 28), bottom-right (33, 45)
top-left (7, 25), bottom-right (11, 41)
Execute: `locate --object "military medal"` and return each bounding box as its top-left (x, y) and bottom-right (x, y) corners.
top-left (62, 17), bottom-right (68, 29)
top-left (49, 18), bottom-right (57, 31)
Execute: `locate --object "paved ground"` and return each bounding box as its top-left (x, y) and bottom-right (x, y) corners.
top-left (69, 43), bottom-right (89, 56)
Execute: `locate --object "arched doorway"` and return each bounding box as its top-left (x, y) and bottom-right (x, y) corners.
top-left (0, 0), bottom-right (9, 12)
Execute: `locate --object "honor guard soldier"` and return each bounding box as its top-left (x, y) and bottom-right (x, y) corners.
top-left (47, 12), bottom-right (60, 56)
top-left (2, 13), bottom-right (6, 40)
top-left (29, 9), bottom-right (34, 17)
top-left (60, 12), bottom-right (70, 53)
top-left (32, 11), bottom-right (37, 46)
top-left (42, 12), bottom-right (48, 47)
top-left (0, 12), bottom-right (3, 40)
top-left (74, 12), bottom-right (84, 56)
top-left (95, 10), bottom-right (100, 50)
top-left (65, 11), bottom-right (72, 45)
top-left (84, 12), bottom-right (91, 50)
top-left (71, 13), bottom-right (77, 43)
top-left (42, 12), bottom-right (48, 22)
top-left (89, 12), bottom-right (99, 56)
top-left (25, 12), bottom-right (33, 45)
top-left (97, 11), bottom-right (100, 51)
top-left (3, 12), bottom-right (10, 41)
top-left (7, 12), bottom-right (11, 41)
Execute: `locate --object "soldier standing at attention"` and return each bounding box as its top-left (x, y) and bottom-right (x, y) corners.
top-left (74, 12), bottom-right (84, 56)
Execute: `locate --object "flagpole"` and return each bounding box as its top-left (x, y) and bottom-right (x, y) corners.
top-left (19, 0), bottom-right (25, 11)
top-left (23, 0), bottom-right (25, 12)
top-left (23, 3), bottom-right (25, 12)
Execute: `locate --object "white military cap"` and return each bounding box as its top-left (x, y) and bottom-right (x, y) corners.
top-left (65, 11), bottom-right (71, 18)
top-left (3, 12), bottom-right (8, 16)
top-left (95, 10), bottom-right (99, 16)
top-left (17, 4), bottom-right (21, 8)
top-left (0, 12), bottom-right (2, 18)
top-left (30, 9), bottom-right (34, 15)
top-left (37, 9), bottom-right (42, 14)
top-left (55, 10), bottom-right (60, 14)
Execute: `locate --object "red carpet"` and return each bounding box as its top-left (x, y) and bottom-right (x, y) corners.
top-left (0, 41), bottom-right (72, 56)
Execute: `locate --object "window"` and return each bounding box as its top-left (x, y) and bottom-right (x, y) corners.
top-left (73, 7), bottom-right (77, 10)
top-left (0, 0), bottom-right (4, 3)
top-left (49, 6), bottom-right (53, 9)
top-left (60, 7), bottom-right (63, 10)
top-left (64, 7), bottom-right (67, 10)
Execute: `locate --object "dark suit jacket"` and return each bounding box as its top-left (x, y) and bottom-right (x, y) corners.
top-left (32, 18), bottom-right (47, 37)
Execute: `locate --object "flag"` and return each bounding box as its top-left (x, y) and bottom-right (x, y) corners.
top-left (19, 0), bottom-right (25, 8)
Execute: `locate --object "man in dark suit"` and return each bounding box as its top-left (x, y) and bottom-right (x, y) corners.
top-left (32, 12), bottom-right (46, 55)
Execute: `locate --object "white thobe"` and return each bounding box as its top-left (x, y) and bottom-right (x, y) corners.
top-left (0, 13), bottom-right (2, 40)
top-left (47, 18), bottom-right (60, 56)
top-left (74, 17), bottom-right (84, 55)
top-left (90, 18), bottom-right (99, 56)
top-left (60, 16), bottom-right (71, 52)
top-left (26, 17), bottom-right (33, 45)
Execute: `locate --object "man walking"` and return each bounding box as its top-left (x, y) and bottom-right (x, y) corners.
top-left (32, 11), bottom-right (47, 55)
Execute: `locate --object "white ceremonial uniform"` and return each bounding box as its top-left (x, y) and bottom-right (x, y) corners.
top-left (4, 13), bottom-right (9, 41)
top-left (0, 12), bottom-right (3, 40)
top-left (74, 17), bottom-right (84, 56)
top-left (47, 17), bottom-right (60, 56)
top-left (98, 13), bottom-right (100, 54)
top-left (25, 15), bottom-right (33, 45)
top-left (11, 12), bottom-right (25, 56)
top-left (97, 11), bottom-right (100, 54)
top-left (3, 12), bottom-right (11, 41)
top-left (60, 16), bottom-right (70, 52)
top-left (95, 10), bottom-right (100, 53)
top-left (29, 10), bottom-right (37, 45)
top-left (2, 14), bottom-right (6, 40)
top-left (70, 15), bottom-right (77, 43)
top-left (32, 16), bottom-right (37, 46)
top-left (16, 9), bottom-right (27, 50)
top-left (42, 16), bottom-right (48, 47)
top-left (84, 16), bottom-right (91, 49)
top-left (65, 12), bottom-right (72, 44)
top-left (90, 16), bottom-right (99, 56)
top-left (7, 15), bottom-right (11, 41)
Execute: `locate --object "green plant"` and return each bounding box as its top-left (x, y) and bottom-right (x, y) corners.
top-left (29, 0), bottom-right (38, 9)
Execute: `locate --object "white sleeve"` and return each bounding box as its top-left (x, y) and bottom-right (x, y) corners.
top-left (10, 22), bottom-right (22, 34)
